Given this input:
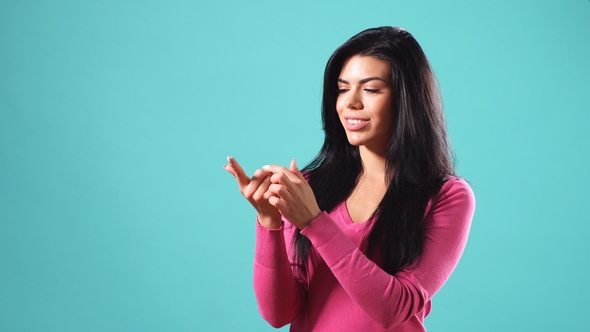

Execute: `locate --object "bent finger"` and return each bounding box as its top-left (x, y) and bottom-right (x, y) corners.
top-left (269, 172), bottom-right (299, 195)
top-left (269, 196), bottom-right (289, 215)
top-left (244, 169), bottom-right (271, 198)
top-left (263, 165), bottom-right (300, 183)
top-left (267, 183), bottom-right (293, 202)
top-left (253, 176), bottom-right (272, 201)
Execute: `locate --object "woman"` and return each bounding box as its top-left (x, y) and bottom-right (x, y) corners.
top-left (225, 26), bottom-right (475, 331)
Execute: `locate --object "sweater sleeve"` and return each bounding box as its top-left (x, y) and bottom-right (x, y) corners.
top-left (299, 177), bottom-right (475, 329)
top-left (253, 221), bottom-right (306, 328)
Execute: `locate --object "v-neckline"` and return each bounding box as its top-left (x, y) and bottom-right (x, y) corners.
top-left (337, 201), bottom-right (374, 232)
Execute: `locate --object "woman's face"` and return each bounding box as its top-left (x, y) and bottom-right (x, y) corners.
top-left (336, 55), bottom-right (394, 154)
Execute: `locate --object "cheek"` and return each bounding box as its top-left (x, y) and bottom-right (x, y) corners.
top-left (335, 98), bottom-right (344, 115)
top-left (376, 101), bottom-right (394, 131)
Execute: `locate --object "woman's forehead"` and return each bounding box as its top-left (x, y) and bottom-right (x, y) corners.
top-left (339, 55), bottom-right (391, 82)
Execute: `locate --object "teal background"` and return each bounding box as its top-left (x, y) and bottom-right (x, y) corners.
top-left (1, 0), bottom-right (588, 330)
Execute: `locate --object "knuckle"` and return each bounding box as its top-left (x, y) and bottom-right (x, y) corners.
top-left (252, 193), bottom-right (262, 201)
top-left (271, 184), bottom-right (282, 194)
top-left (243, 187), bottom-right (254, 199)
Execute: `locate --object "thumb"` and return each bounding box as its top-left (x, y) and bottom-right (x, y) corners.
top-left (290, 158), bottom-right (306, 181)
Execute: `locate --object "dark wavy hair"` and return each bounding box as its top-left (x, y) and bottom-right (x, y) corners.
top-left (297, 26), bottom-right (455, 275)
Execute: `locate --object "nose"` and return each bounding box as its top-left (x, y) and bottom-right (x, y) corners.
top-left (345, 91), bottom-right (363, 110)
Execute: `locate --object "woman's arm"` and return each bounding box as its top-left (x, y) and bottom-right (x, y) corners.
top-left (225, 158), bottom-right (307, 327)
top-left (300, 178), bottom-right (475, 328)
top-left (253, 221), bottom-right (307, 328)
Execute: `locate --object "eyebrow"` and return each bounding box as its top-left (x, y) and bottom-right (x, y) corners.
top-left (338, 77), bottom-right (388, 84)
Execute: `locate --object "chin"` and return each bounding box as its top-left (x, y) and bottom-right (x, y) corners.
top-left (346, 138), bottom-right (364, 147)
top-left (344, 133), bottom-right (365, 147)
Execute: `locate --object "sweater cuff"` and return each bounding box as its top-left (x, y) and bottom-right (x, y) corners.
top-left (254, 219), bottom-right (289, 269)
top-left (300, 212), bottom-right (356, 267)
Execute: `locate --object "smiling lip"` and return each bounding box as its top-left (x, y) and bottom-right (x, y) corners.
top-left (343, 116), bottom-right (369, 130)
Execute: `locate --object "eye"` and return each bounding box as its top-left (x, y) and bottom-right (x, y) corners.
top-left (364, 89), bottom-right (380, 94)
top-left (338, 88), bottom-right (349, 94)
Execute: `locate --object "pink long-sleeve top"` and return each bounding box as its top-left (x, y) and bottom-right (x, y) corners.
top-left (253, 177), bottom-right (475, 331)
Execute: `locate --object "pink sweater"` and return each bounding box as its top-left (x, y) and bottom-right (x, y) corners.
top-left (253, 177), bottom-right (475, 331)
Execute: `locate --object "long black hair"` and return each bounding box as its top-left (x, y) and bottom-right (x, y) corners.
top-left (296, 26), bottom-right (455, 275)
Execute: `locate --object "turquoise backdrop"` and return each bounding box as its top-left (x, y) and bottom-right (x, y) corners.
top-left (1, 0), bottom-right (589, 330)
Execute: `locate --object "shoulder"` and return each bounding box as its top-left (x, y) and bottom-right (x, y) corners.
top-left (440, 176), bottom-right (475, 204)
top-left (426, 176), bottom-right (476, 223)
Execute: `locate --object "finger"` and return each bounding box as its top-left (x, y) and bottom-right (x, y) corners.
top-left (290, 158), bottom-right (306, 181)
top-left (264, 165), bottom-right (300, 183)
top-left (253, 176), bottom-right (272, 201)
top-left (269, 196), bottom-right (289, 214)
top-left (262, 188), bottom-right (276, 200)
top-left (244, 169), bottom-right (271, 198)
top-left (224, 164), bottom-right (237, 177)
top-left (224, 164), bottom-right (243, 179)
top-left (269, 172), bottom-right (297, 194)
top-left (250, 169), bottom-right (272, 186)
top-left (227, 157), bottom-right (250, 188)
top-left (266, 183), bottom-right (293, 202)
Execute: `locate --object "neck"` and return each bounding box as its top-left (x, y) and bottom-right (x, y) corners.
top-left (358, 145), bottom-right (390, 185)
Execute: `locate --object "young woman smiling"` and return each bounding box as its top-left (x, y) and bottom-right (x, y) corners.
top-left (225, 26), bottom-right (475, 331)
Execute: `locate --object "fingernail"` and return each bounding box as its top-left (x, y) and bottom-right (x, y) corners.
top-left (262, 165), bottom-right (270, 169)
top-left (292, 158), bottom-right (297, 168)
top-left (227, 156), bottom-right (233, 164)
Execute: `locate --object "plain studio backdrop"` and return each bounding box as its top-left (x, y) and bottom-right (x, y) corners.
top-left (1, 1), bottom-right (588, 330)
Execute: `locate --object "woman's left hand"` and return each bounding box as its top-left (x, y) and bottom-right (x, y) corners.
top-left (263, 159), bottom-right (322, 230)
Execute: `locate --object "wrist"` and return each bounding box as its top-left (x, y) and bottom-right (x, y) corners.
top-left (258, 215), bottom-right (282, 229)
top-left (299, 208), bottom-right (322, 230)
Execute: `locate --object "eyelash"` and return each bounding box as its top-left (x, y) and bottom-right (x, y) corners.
top-left (338, 88), bottom-right (380, 94)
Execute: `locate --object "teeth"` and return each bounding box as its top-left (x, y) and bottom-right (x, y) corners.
top-left (347, 119), bottom-right (364, 125)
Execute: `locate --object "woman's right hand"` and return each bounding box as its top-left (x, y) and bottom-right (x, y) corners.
top-left (224, 156), bottom-right (282, 229)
